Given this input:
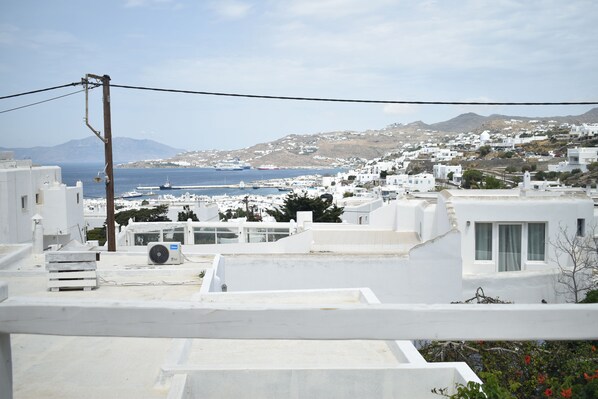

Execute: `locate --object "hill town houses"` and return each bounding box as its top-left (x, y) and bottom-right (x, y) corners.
top-left (0, 129), bottom-right (597, 399)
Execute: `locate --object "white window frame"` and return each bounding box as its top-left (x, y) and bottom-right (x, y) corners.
top-left (474, 222), bottom-right (548, 271)
top-left (526, 222), bottom-right (547, 263)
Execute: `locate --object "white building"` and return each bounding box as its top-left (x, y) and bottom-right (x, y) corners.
top-left (431, 148), bottom-right (462, 162)
top-left (548, 147), bottom-right (598, 173)
top-left (0, 153), bottom-right (84, 248)
top-left (433, 164), bottom-right (462, 181)
top-left (569, 123), bottom-right (598, 139)
top-left (386, 173), bottom-right (435, 192)
top-left (1, 163), bottom-right (597, 398)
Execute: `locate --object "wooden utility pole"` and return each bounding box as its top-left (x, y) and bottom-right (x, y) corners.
top-left (84, 74), bottom-right (116, 251)
top-left (101, 75), bottom-right (116, 252)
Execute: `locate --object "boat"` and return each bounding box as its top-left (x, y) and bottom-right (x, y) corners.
top-left (214, 159), bottom-right (250, 171)
top-left (159, 178), bottom-right (178, 190)
top-left (121, 190), bottom-right (143, 199)
top-left (257, 164), bottom-right (279, 170)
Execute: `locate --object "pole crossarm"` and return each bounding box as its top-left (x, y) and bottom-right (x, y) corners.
top-left (0, 296), bottom-right (596, 341)
top-left (82, 74), bottom-right (106, 143)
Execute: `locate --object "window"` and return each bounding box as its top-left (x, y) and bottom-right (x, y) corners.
top-left (21, 195), bottom-right (28, 211)
top-left (498, 224), bottom-right (522, 272)
top-left (577, 218), bottom-right (585, 237)
top-left (475, 223), bottom-right (492, 260)
top-left (76, 193), bottom-right (80, 204)
top-left (527, 223), bottom-right (546, 261)
top-left (35, 193), bottom-right (42, 205)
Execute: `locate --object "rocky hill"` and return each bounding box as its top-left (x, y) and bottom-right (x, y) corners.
top-left (104, 108), bottom-right (598, 168)
top-left (2, 137), bottom-right (186, 164)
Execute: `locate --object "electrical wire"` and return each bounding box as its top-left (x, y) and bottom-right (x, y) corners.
top-left (110, 83), bottom-right (598, 106)
top-left (0, 89), bottom-right (88, 114)
top-left (0, 82), bottom-right (81, 100)
top-left (2, 79), bottom-right (597, 108)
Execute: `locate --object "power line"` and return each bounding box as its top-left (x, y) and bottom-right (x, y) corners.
top-left (0, 89), bottom-right (89, 114)
top-left (110, 83), bottom-right (598, 106)
top-left (2, 80), bottom-right (597, 107)
top-left (0, 82), bottom-right (81, 100)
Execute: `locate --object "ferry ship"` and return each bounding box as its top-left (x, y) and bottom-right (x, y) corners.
top-left (257, 164), bottom-right (279, 170)
top-left (121, 190), bottom-right (143, 199)
top-left (214, 159), bottom-right (251, 171)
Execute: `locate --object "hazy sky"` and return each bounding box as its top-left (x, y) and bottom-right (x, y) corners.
top-left (1, 0), bottom-right (597, 151)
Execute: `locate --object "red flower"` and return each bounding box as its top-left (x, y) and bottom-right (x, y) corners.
top-left (560, 387), bottom-right (572, 398)
top-left (544, 388), bottom-right (553, 397)
top-left (524, 354), bottom-right (531, 365)
top-left (592, 345), bottom-right (596, 352)
top-left (537, 374), bottom-right (546, 384)
top-left (584, 370), bottom-right (598, 381)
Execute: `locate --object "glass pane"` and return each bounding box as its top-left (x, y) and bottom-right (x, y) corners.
top-left (499, 225), bottom-right (522, 271)
top-left (247, 232), bottom-right (267, 243)
top-left (193, 227), bottom-right (215, 245)
top-left (527, 223), bottom-right (545, 261)
top-left (163, 227), bottom-right (185, 244)
top-left (216, 228), bottom-right (239, 244)
top-left (475, 223), bottom-right (493, 260)
top-left (267, 232), bottom-right (289, 242)
top-left (134, 232), bottom-right (160, 246)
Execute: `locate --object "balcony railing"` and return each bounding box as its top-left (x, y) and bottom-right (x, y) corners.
top-left (120, 220), bottom-right (297, 246)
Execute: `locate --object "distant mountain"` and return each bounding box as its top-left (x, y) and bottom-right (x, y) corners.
top-left (117, 107), bottom-right (598, 169)
top-left (1, 137), bottom-right (185, 164)
top-left (429, 107), bottom-right (598, 133)
top-left (430, 112), bottom-right (491, 132)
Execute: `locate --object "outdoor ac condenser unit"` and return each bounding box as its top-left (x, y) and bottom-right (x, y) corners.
top-left (147, 242), bottom-right (183, 265)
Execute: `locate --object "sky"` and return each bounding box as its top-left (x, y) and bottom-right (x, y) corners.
top-left (1, 0), bottom-right (597, 152)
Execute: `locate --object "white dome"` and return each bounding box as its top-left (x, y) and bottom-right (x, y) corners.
top-left (480, 132), bottom-right (490, 142)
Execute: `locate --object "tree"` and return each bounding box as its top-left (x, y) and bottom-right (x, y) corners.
top-left (178, 205), bottom-right (199, 221)
top-left (447, 171), bottom-right (454, 181)
top-left (483, 175), bottom-right (502, 189)
top-left (115, 204), bottom-right (170, 226)
top-left (534, 171), bottom-right (546, 181)
top-left (462, 170), bottom-right (484, 189)
top-left (86, 226), bottom-right (106, 246)
top-left (550, 224), bottom-right (598, 303)
top-left (479, 145), bottom-right (492, 157)
top-left (266, 192), bottom-right (344, 223)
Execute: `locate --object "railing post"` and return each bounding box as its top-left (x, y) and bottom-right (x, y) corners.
top-left (0, 282), bottom-right (12, 399)
top-left (186, 219), bottom-right (194, 245)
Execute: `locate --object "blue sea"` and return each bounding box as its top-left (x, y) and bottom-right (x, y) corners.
top-left (56, 163), bottom-right (343, 199)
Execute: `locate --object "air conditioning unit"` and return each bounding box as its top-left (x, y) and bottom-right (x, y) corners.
top-left (147, 242), bottom-right (183, 265)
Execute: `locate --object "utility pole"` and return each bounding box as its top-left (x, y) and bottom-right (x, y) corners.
top-left (84, 74), bottom-right (116, 252)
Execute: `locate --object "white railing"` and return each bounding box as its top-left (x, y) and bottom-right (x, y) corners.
top-left (0, 280), bottom-right (597, 398)
top-left (120, 219), bottom-right (297, 246)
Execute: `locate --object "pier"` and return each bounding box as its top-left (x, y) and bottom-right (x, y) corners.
top-left (136, 184), bottom-right (291, 190)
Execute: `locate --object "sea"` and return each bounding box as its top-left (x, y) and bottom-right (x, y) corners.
top-left (56, 163), bottom-right (343, 199)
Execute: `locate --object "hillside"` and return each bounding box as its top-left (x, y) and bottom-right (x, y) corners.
top-left (121, 107), bottom-right (598, 168)
top-left (1, 137), bottom-right (186, 164)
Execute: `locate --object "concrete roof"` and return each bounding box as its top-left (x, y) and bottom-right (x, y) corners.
top-left (1, 248), bottom-right (409, 398)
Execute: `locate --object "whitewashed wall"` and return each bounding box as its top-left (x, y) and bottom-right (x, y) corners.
top-left (438, 191), bottom-right (594, 275)
top-left (219, 230), bottom-right (462, 304)
top-left (0, 164), bottom-right (72, 244)
top-left (176, 367), bottom-right (466, 399)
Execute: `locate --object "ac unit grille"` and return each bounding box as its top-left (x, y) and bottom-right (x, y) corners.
top-left (148, 244), bottom-right (169, 264)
